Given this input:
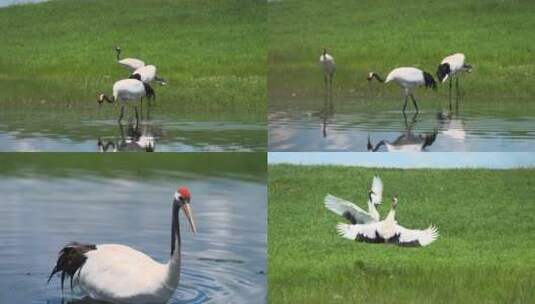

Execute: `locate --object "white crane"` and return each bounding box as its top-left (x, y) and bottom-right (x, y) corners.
top-left (336, 196), bottom-right (439, 247)
top-left (367, 67), bottom-right (437, 113)
top-left (319, 48), bottom-right (335, 89)
top-left (130, 65), bottom-right (167, 86)
top-left (97, 79), bottom-right (155, 123)
top-left (48, 187), bottom-right (197, 304)
top-left (324, 176), bottom-right (383, 224)
top-left (115, 46), bottom-right (145, 71)
top-left (436, 53), bottom-right (472, 100)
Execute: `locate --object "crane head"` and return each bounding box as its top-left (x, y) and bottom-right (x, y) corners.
top-left (392, 195), bottom-right (398, 209)
top-left (173, 187), bottom-right (197, 234)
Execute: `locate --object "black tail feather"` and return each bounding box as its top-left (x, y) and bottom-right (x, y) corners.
top-left (48, 242), bottom-right (96, 290)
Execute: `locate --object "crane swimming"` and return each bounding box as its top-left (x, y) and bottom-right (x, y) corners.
top-left (48, 187), bottom-right (197, 304)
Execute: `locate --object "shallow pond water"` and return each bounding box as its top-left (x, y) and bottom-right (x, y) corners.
top-left (269, 92), bottom-right (535, 151)
top-left (0, 104), bottom-right (265, 152)
top-left (0, 157), bottom-right (266, 303)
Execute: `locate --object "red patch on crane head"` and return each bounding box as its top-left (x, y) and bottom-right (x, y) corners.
top-left (178, 187), bottom-right (191, 200)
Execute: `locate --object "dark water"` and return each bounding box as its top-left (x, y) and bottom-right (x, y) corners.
top-left (0, 105), bottom-right (265, 152)
top-left (0, 168), bottom-right (266, 303)
top-left (268, 92), bottom-right (535, 151)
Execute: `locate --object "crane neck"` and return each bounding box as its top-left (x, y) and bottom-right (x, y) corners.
top-left (370, 72), bottom-right (385, 83)
top-left (116, 49), bottom-right (121, 61)
top-left (367, 199), bottom-right (379, 221)
top-left (165, 201), bottom-right (182, 289)
top-left (385, 208), bottom-right (396, 223)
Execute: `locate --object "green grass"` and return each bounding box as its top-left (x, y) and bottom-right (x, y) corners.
top-left (268, 0), bottom-right (535, 99)
top-left (0, 0), bottom-right (266, 118)
top-left (269, 164), bottom-right (535, 303)
top-left (0, 153), bottom-right (266, 182)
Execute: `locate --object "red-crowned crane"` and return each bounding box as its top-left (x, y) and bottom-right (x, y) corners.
top-left (436, 53), bottom-right (472, 109)
top-left (48, 187), bottom-right (197, 304)
top-left (115, 46), bottom-right (145, 71)
top-left (129, 65), bottom-right (167, 86)
top-left (97, 79), bottom-right (155, 124)
top-left (319, 48), bottom-right (336, 89)
top-left (325, 176), bottom-right (383, 224)
top-left (336, 196), bottom-right (439, 247)
top-left (367, 67), bottom-right (437, 113)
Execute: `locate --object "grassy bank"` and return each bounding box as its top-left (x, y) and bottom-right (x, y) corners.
top-left (0, 0), bottom-right (265, 117)
top-left (268, 0), bottom-right (535, 99)
top-left (268, 164), bottom-right (535, 303)
top-left (0, 153), bottom-right (267, 182)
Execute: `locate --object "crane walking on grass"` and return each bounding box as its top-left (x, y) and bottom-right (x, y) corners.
top-left (48, 187), bottom-right (197, 304)
top-left (324, 176), bottom-right (383, 224)
top-left (97, 78), bottom-right (155, 124)
top-left (336, 196), bottom-right (439, 247)
top-left (319, 48), bottom-right (335, 89)
top-left (367, 67), bottom-right (437, 113)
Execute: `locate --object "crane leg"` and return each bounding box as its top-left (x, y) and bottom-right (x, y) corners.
top-left (410, 94), bottom-right (419, 113)
top-left (118, 105), bottom-right (125, 124)
top-left (456, 77), bottom-right (460, 98)
top-left (448, 77), bottom-right (453, 111)
top-left (135, 106), bottom-right (140, 125)
top-left (402, 94), bottom-right (409, 113)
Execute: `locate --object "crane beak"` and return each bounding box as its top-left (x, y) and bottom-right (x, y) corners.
top-left (181, 203), bottom-right (197, 234)
top-left (442, 74), bottom-right (449, 83)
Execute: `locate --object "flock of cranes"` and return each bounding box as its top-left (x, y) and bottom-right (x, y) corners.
top-left (98, 46), bottom-right (167, 124)
top-left (48, 187), bottom-right (197, 304)
top-left (319, 50), bottom-right (472, 113)
top-left (325, 176), bottom-right (439, 247)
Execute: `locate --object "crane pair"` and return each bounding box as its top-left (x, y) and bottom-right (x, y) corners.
top-left (98, 47), bottom-right (167, 124)
top-left (325, 176), bottom-right (439, 247)
top-left (320, 49), bottom-right (472, 113)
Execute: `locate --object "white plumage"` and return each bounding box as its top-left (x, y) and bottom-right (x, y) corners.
top-left (324, 176), bottom-right (383, 224)
top-left (436, 53), bottom-right (472, 109)
top-left (368, 67), bottom-right (437, 113)
top-left (98, 79), bottom-right (155, 123)
top-left (437, 53), bottom-right (472, 83)
top-left (130, 65), bottom-right (167, 85)
top-left (77, 244), bottom-right (176, 303)
top-left (336, 197), bottom-right (439, 247)
top-left (48, 187), bottom-right (197, 304)
top-left (319, 49), bottom-right (335, 87)
top-left (116, 46), bottom-right (145, 71)
top-left (132, 65), bottom-right (156, 82)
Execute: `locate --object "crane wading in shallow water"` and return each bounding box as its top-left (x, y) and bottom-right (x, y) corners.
top-left (325, 176), bottom-right (384, 224)
top-left (336, 196), bottom-right (439, 247)
top-left (367, 67), bottom-right (437, 113)
top-left (436, 53), bottom-right (472, 110)
top-left (97, 79), bottom-right (155, 124)
top-left (319, 48), bottom-right (335, 90)
top-left (48, 187), bottom-right (197, 304)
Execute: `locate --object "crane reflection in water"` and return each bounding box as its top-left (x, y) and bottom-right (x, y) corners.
top-left (98, 106), bottom-right (162, 152)
top-left (367, 112), bottom-right (438, 152)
